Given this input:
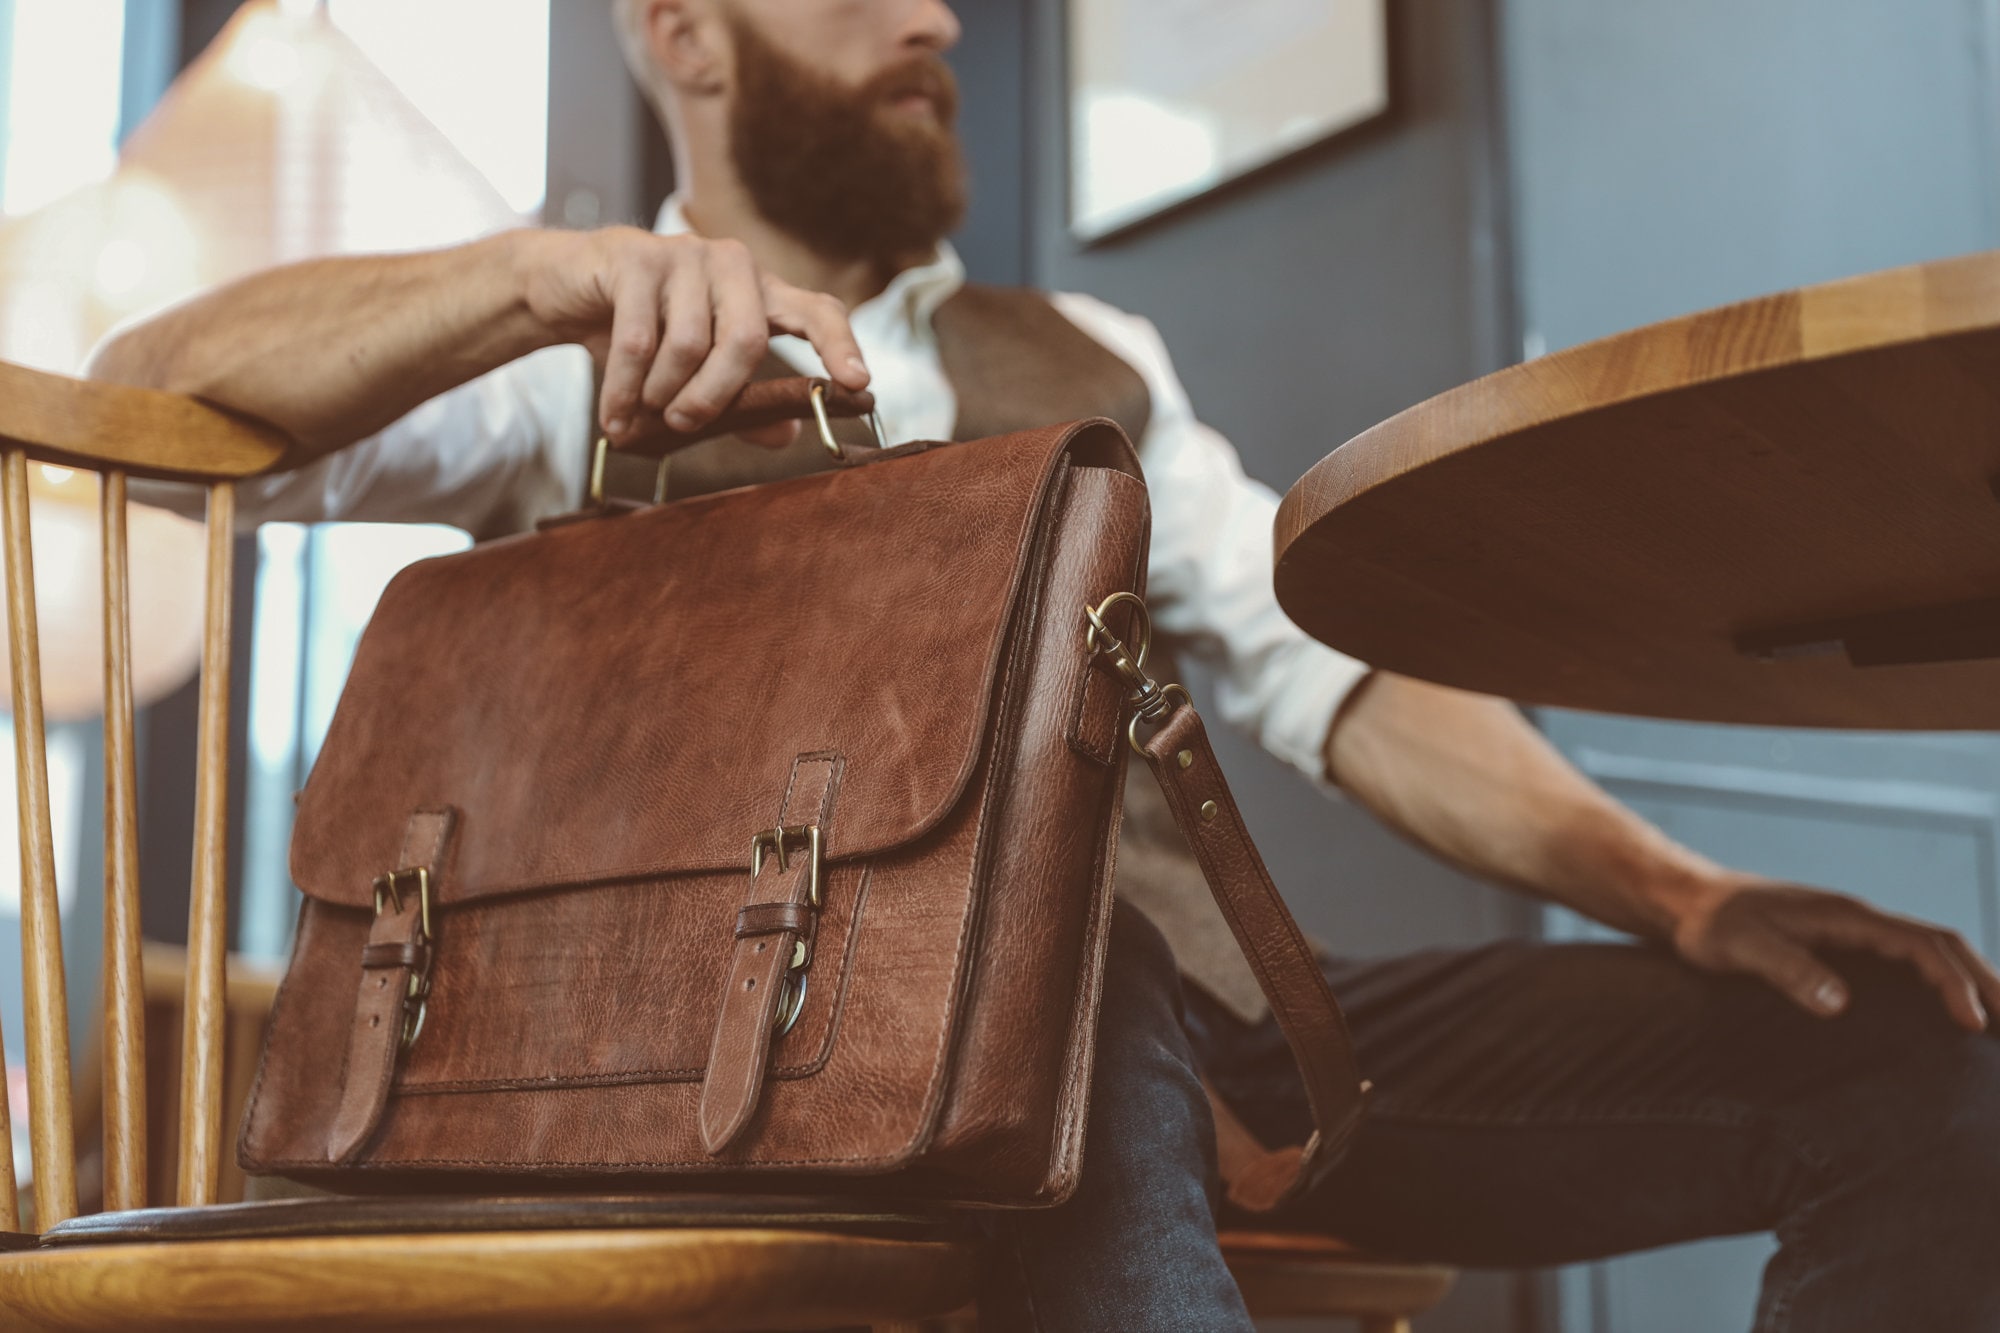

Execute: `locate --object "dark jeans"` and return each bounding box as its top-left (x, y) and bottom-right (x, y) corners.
top-left (979, 903), bottom-right (2000, 1330)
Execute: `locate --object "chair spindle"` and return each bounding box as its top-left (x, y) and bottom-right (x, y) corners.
top-left (100, 471), bottom-right (146, 1212)
top-left (176, 481), bottom-right (233, 1207)
top-left (1, 448), bottom-right (77, 1229)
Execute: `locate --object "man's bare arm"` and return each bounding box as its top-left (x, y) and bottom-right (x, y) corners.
top-left (88, 226), bottom-right (868, 461)
top-left (1326, 672), bottom-right (2000, 1030)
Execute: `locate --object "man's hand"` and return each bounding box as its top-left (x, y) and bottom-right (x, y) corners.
top-left (1672, 876), bottom-right (2000, 1031)
top-left (519, 227), bottom-right (870, 448)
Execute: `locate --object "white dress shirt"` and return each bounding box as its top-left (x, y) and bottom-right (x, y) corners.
top-left (162, 200), bottom-right (1371, 784)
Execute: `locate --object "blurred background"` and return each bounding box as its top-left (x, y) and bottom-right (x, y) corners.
top-left (2, 2), bottom-right (1997, 1329)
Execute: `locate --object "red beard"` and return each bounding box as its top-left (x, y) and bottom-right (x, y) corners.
top-left (727, 17), bottom-right (968, 266)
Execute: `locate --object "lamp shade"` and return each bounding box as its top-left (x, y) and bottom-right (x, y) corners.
top-left (0, 0), bottom-right (525, 720)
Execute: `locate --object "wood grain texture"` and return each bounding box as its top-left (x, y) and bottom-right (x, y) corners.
top-left (1219, 1230), bottom-right (1455, 1320)
top-left (0, 1229), bottom-right (976, 1331)
top-left (0, 361), bottom-right (287, 482)
top-left (0, 463), bottom-right (20, 1232)
top-left (1274, 247), bottom-right (2000, 727)
top-left (176, 482), bottom-right (233, 1208)
top-left (98, 472), bottom-right (147, 1214)
top-left (2, 449), bottom-right (77, 1229)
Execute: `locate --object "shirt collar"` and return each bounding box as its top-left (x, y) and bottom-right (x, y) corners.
top-left (653, 194), bottom-right (964, 336)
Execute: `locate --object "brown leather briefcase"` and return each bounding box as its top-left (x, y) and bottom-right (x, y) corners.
top-left (239, 380), bottom-right (1366, 1211)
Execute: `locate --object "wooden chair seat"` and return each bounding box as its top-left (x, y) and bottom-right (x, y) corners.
top-left (1221, 1229), bottom-right (1457, 1330)
top-left (0, 1226), bottom-right (975, 1332)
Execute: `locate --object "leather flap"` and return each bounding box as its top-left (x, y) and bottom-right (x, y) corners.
top-left (291, 420), bottom-right (1135, 910)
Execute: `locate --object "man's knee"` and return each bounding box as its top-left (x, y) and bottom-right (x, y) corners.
top-left (1790, 953), bottom-right (2000, 1189)
top-left (1103, 898), bottom-right (1183, 1012)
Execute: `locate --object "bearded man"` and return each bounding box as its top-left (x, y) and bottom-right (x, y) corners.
top-left (94, 2), bottom-right (2000, 1328)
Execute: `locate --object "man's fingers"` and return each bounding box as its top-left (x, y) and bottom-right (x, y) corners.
top-left (1731, 931), bottom-right (1849, 1018)
top-left (599, 268), bottom-right (664, 442)
top-left (666, 241), bottom-right (771, 431)
top-left (1943, 933), bottom-right (2000, 1029)
top-left (590, 236), bottom-right (864, 442)
top-left (1798, 906), bottom-right (1987, 1032)
top-left (762, 277), bottom-right (869, 390)
top-left (641, 258), bottom-right (714, 428)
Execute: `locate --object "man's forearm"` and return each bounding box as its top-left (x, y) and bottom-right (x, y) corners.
top-left (88, 225), bottom-right (872, 466)
top-left (1325, 672), bottom-right (1725, 940)
top-left (88, 231), bottom-right (554, 461)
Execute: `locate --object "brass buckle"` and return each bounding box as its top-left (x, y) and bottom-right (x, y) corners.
top-left (807, 379), bottom-right (888, 461)
top-left (1085, 593), bottom-right (1191, 755)
top-left (372, 867), bottom-right (433, 942)
top-left (585, 435), bottom-right (672, 507)
top-left (372, 867), bottom-right (435, 1052)
top-left (748, 823), bottom-right (824, 908)
top-left (748, 824), bottom-right (823, 1036)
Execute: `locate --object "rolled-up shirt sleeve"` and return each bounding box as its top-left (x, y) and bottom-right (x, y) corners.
top-left (129, 342), bottom-right (595, 537)
top-left (1049, 292), bottom-right (1371, 785)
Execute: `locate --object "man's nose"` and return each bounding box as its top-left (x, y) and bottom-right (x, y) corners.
top-left (905, 0), bottom-right (961, 53)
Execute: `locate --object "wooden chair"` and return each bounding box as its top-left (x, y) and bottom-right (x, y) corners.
top-left (0, 362), bottom-right (1453, 1331)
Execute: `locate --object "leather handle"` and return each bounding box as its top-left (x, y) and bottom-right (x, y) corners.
top-left (612, 377), bottom-right (878, 458)
top-left (1138, 705), bottom-right (1368, 1212)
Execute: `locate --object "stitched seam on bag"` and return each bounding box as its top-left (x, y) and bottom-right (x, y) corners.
top-left (399, 806), bottom-right (452, 873)
top-left (1044, 758), bottom-right (1125, 1192)
top-left (1064, 644), bottom-right (1116, 767)
top-left (904, 462), bottom-right (1066, 1163)
top-left (393, 865), bottom-right (875, 1095)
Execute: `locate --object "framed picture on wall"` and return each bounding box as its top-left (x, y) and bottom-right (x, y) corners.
top-left (1067, 0), bottom-right (1390, 241)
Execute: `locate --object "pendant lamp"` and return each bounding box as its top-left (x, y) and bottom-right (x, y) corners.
top-left (0, 0), bottom-right (524, 719)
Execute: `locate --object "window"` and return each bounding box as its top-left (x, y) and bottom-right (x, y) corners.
top-left (0, 0), bottom-right (125, 215)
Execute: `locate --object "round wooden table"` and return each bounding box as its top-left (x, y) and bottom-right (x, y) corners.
top-left (1274, 249), bottom-right (2000, 730)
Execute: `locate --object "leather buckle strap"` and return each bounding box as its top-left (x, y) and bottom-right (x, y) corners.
top-left (369, 867), bottom-right (434, 1052)
top-left (747, 825), bottom-right (822, 1035)
top-left (327, 807), bottom-right (455, 1164)
top-left (699, 756), bottom-right (841, 1156)
top-left (1087, 597), bottom-right (1370, 1212)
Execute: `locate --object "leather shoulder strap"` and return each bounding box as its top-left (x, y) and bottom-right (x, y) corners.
top-left (1137, 704), bottom-right (1368, 1212)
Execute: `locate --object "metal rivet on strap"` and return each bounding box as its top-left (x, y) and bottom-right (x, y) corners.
top-left (1177, 749), bottom-right (1193, 768)
top-left (1200, 800), bottom-right (1218, 821)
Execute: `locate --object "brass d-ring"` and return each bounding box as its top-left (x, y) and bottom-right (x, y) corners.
top-left (808, 380), bottom-right (843, 458)
top-left (774, 971), bottom-right (808, 1035)
top-left (809, 379), bottom-right (888, 460)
